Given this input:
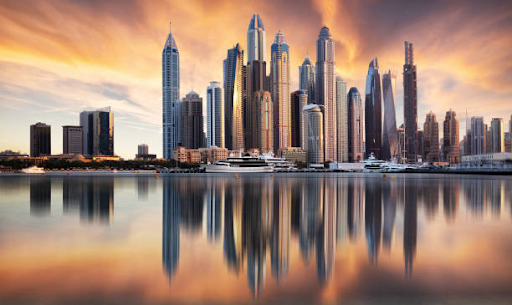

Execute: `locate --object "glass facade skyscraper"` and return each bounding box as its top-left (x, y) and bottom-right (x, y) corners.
top-left (206, 81), bottom-right (224, 148)
top-left (304, 104), bottom-right (324, 164)
top-left (491, 118), bottom-right (505, 153)
top-left (336, 77), bottom-right (348, 162)
top-left (247, 14), bottom-right (265, 63)
top-left (470, 116), bottom-right (485, 155)
top-left (271, 30), bottom-right (291, 152)
top-left (299, 56), bottom-right (315, 104)
top-left (290, 90), bottom-right (307, 148)
top-left (381, 70), bottom-right (399, 161)
top-left (423, 111), bottom-right (439, 163)
top-left (80, 108), bottom-right (114, 156)
top-left (316, 26), bottom-right (336, 162)
top-left (30, 122), bottom-right (51, 157)
top-left (443, 110), bottom-right (459, 164)
top-left (223, 44), bottom-right (245, 150)
top-left (163, 23), bottom-right (180, 160)
top-left (364, 58), bottom-right (382, 159)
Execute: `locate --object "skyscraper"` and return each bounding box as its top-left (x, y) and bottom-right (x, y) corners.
top-left (181, 91), bottom-right (204, 149)
top-left (138, 144), bottom-right (149, 155)
top-left (470, 116), bottom-right (485, 155)
top-left (382, 70), bottom-right (400, 161)
top-left (271, 30), bottom-right (291, 152)
top-left (299, 56), bottom-right (315, 104)
top-left (224, 44), bottom-right (245, 150)
top-left (252, 90), bottom-right (273, 153)
top-left (62, 125), bottom-right (83, 155)
top-left (206, 81), bottom-right (224, 148)
top-left (443, 110), bottom-right (460, 164)
top-left (30, 122), bottom-right (51, 157)
top-left (316, 26), bottom-right (336, 162)
top-left (80, 108), bottom-right (114, 156)
top-left (290, 90), bottom-right (307, 148)
top-left (304, 104), bottom-right (324, 164)
top-left (485, 124), bottom-right (493, 154)
top-left (423, 111), bottom-right (439, 163)
top-left (403, 41), bottom-right (418, 163)
top-left (336, 77), bottom-right (348, 162)
top-left (347, 87), bottom-right (364, 162)
top-left (247, 14), bottom-right (265, 63)
top-left (491, 118), bottom-right (505, 153)
top-left (163, 23), bottom-right (180, 160)
top-left (364, 58), bottom-right (382, 159)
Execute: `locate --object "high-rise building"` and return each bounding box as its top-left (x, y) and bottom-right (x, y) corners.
top-left (299, 56), bottom-right (315, 104)
top-left (382, 70), bottom-right (400, 161)
top-left (403, 41), bottom-right (418, 163)
top-left (247, 14), bottom-right (265, 63)
top-left (30, 122), bottom-right (51, 157)
top-left (364, 58), bottom-right (382, 159)
top-left (290, 90), bottom-right (307, 148)
top-left (443, 110), bottom-right (460, 164)
top-left (505, 132), bottom-right (512, 153)
top-left (491, 118), bottom-right (505, 153)
top-left (80, 108), bottom-right (114, 156)
top-left (252, 90), bottom-right (273, 153)
top-left (304, 104), bottom-right (324, 164)
top-left (271, 30), bottom-right (291, 152)
top-left (224, 44), bottom-right (245, 151)
top-left (62, 126), bottom-right (83, 155)
top-left (316, 26), bottom-right (336, 162)
top-left (423, 111), bottom-right (439, 163)
top-left (206, 81), bottom-right (224, 148)
top-left (347, 87), bottom-right (364, 162)
top-left (417, 130), bottom-right (424, 159)
top-left (180, 91), bottom-right (204, 149)
top-left (163, 23), bottom-right (180, 160)
top-left (336, 77), bottom-right (348, 162)
top-left (485, 124), bottom-right (493, 154)
top-left (470, 116), bottom-right (485, 155)
top-left (138, 144), bottom-right (149, 155)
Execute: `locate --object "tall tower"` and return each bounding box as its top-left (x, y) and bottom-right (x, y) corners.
top-left (316, 26), bottom-right (336, 162)
top-left (336, 77), bottom-right (348, 162)
top-left (491, 118), bottom-right (505, 153)
top-left (470, 116), bottom-right (485, 155)
top-left (304, 104), bottom-right (324, 164)
top-left (163, 23), bottom-right (180, 160)
top-left (271, 30), bottom-right (291, 152)
top-left (299, 56), bottom-right (315, 104)
top-left (223, 44), bottom-right (245, 150)
top-left (180, 91), bottom-right (204, 149)
top-left (206, 82), bottom-right (224, 148)
top-left (290, 90), bottom-right (308, 148)
top-left (382, 70), bottom-right (399, 161)
top-left (403, 41), bottom-right (418, 163)
top-left (347, 88), bottom-right (364, 162)
top-left (30, 122), bottom-right (51, 157)
top-left (247, 14), bottom-right (266, 63)
top-left (364, 58), bottom-right (382, 159)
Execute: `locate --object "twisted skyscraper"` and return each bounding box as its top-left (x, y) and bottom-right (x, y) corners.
top-left (382, 70), bottom-right (399, 161)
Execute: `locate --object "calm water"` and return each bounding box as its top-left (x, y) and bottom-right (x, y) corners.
top-left (0, 174), bottom-right (512, 304)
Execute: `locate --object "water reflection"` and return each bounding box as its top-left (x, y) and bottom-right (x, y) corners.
top-left (30, 177), bottom-right (51, 216)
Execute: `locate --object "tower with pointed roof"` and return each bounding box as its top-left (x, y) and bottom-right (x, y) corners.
top-left (364, 57), bottom-right (382, 159)
top-left (247, 14), bottom-right (266, 63)
top-left (316, 26), bottom-right (336, 162)
top-left (163, 22), bottom-right (180, 159)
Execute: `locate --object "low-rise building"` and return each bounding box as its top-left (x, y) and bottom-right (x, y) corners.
top-left (279, 147), bottom-right (307, 164)
top-left (174, 146), bottom-right (228, 164)
top-left (461, 152), bottom-right (512, 166)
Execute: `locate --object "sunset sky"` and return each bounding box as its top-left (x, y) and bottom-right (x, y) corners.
top-left (0, 0), bottom-right (511, 158)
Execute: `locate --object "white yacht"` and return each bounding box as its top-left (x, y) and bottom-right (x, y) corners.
top-left (258, 152), bottom-right (295, 170)
top-left (362, 153), bottom-right (387, 173)
top-left (204, 156), bottom-right (273, 173)
top-left (21, 166), bottom-right (45, 174)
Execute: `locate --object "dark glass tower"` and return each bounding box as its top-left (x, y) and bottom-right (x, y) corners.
top-left (364, 58), bottom-right (382, 159)
top-left (403, 41), bottom-right (418, 163)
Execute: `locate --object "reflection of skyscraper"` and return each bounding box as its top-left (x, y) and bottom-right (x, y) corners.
top-left (30, 177), bottom-right (51, 216)
top-left (163, 177), bottom-right (180, 284)
top-left (223, 180), bottom-right (243, 272)
top-left (317, 178), bottom-right (336, 283)
top-left (270, 180), bottom-right (290, 282)
top-left (364, 58), bottom-right (382, 159)
top-left (365, 178), bottom-right (382, 265)
top-left (488, 180), bottom-right (503, 217)
top-left (382, 70), bottom-right (399, 161)
top-left (442, 179), bottom-right (459, 223)
top-left (205, 179), bottom-right (223, 242)
top-left (137, 176), bottom-right (149, 200)
top-left (403, 180), bottom-right (417, 278)
top-left (316, 26), bottom-right (337, 162)
top-left (63, 178), bottom-right (83, 213)
top-left (80, 177), bottom-right (114, 224)
top-left (347, 178), bottom-right (364, 240)
top-left (299, 179), bottom-right (322, 263)
top-left (382, 180), bottom-right (396, 252)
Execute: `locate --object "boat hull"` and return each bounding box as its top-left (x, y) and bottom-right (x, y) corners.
top-left (204, 165), bottom-right (273, 173)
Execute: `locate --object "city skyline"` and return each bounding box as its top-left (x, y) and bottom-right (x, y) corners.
top-left (1, 0), bottom-right (511, 158)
